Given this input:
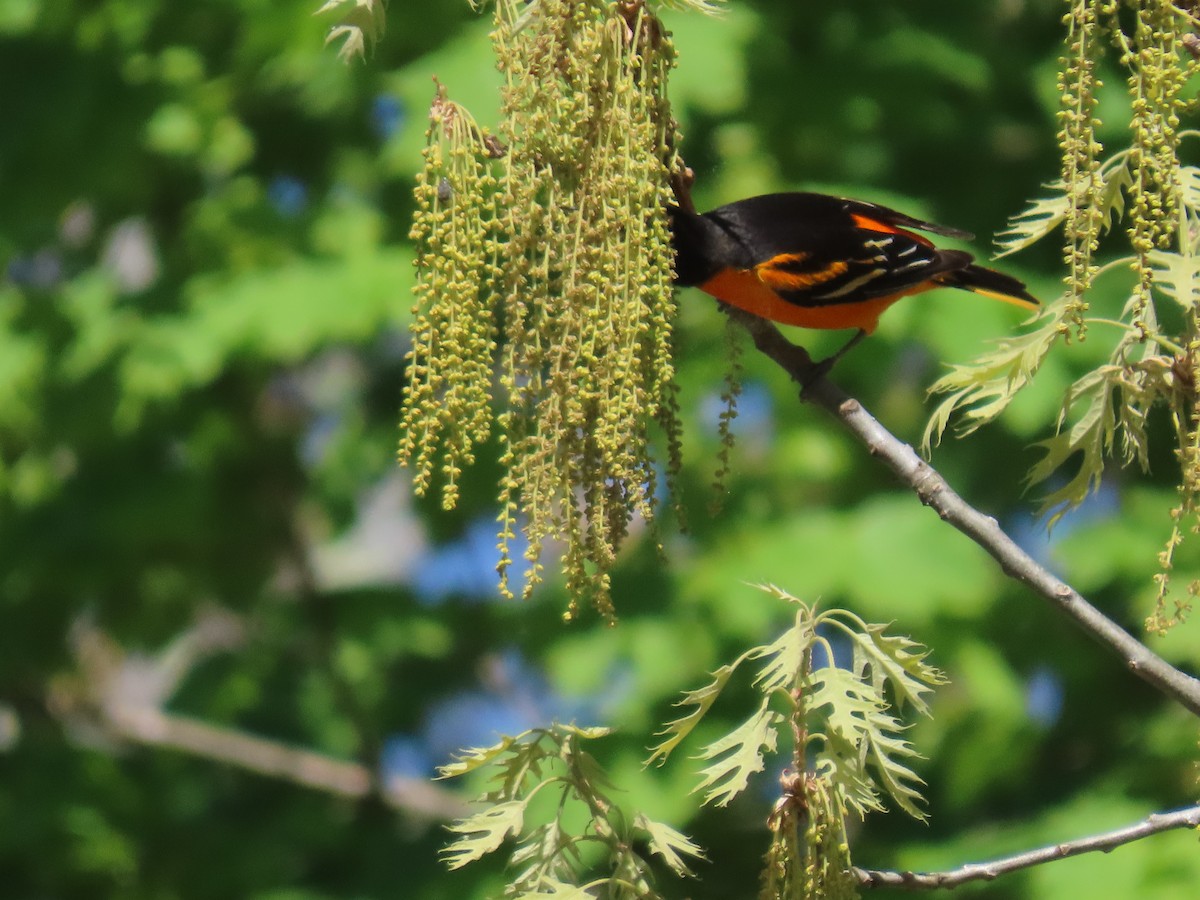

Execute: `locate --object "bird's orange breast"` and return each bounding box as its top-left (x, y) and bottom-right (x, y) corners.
top-left (697, 267), bottom-right (922, 333)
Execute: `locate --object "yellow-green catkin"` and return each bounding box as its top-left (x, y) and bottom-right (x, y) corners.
top-left (1151, 328), bottom-right (1200, 634)
top-left (401, 1), bottom-right (689, 618)
top-left (491, 0), bottom-right (684, 617)
top-left (759, 797), bottom-right (802, 900)
top-left (399, 88), bottom-right (502, 510)
top-left (801, 779), bottom-right (858, 900)
top-left (1114, 0), bottom-right (1192, 335)
top-left (1114, 0), bottom-right (1200, 634)
top-left (1058, 0), bottom-right (1108, 336)
top-left (1053, 0), bottom-right (1200, 632)
top-left (760, 779), bottom-right (858, 900)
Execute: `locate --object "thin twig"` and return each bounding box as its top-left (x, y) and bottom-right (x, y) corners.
top-left (725, 306), bottom-right (1200, 718)
top-left (853, 804), bottom-right (1200, 890)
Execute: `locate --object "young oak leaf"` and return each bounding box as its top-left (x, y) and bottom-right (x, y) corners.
top-left (1149, 247), bottom-right (1200, 310)
top-left (1027, 365), bottom-right (1117, 521)
top-left (647, 587), bottom-right (806, 769)
top-left (556, 724), bottom-right (613, 740)
top-left (994, 190), bottom-right (1069, 258)
top-left (862, 722), bottom-right (929, 821)
top-left (922, 323), bottom-right (1060, 453)
top-left (808, 664), bottom-right (882, 735)
top-left (568, 743), bottom-right (619, 796)
top-left (809, 664), bottom-right (932, 820)
top-left (995, 151), bottom-right (1132, 258)
top-left (807, 665), bottom-right (890, 815)
top-left (509, 821), bottom-right (576, 890)
top-left (645, 662), bottom-right (739, 767)
top-left (1096, 153), bottom-right (1134, 232)
top-left (851, 623), bottom-right (947, 716)
top-left (814, 728), bottom-right (885, 819)
top-left (694, 702), bottom-right (782, 807)
top-left (510, 880), bottom-right (595, 900)
top-left (440, 722), bottom-right (701, 897)
top-left (315, 0), bottom-right (387, 63)
top-left (323, 24), bottom-right (367, 62)
top-left (438, 731), bottom-right (530, 779)
top-left (441, 799), bottom-right (529, 870)
top-left (634, 813), bottom-right (707, 877)
top-left (749, 617), bottom-right (809, 696)
top-left (1179, 164), bottom-right (1200, 219)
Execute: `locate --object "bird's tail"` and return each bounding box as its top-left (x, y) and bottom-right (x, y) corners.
top-left (936, 263), bottom-right (1040, 310)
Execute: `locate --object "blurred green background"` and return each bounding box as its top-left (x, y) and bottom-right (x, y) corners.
top-left (3, 1), bottom-right (1200, 897)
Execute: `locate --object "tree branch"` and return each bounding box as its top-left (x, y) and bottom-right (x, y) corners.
top-left (54, 616), bottom-right (469, 823)
top-left (853, 804), bottom-right (1200, 890)
top-left (725, 306), bottom-right (1200, 718)
top-left (106, 703), bottom-right (469, 821)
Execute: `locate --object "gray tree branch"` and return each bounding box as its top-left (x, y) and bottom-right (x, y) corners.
top-left (853, 804), bottom-right (1200, 890)
top-left (726, 306), bottom-right (1200, 718)
top-left (106, 703), bottom-right (469, 821)
top-left (54, 616), bottom-right (469, 823)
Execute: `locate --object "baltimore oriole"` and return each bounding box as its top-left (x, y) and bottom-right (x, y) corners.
top-left (671, 192), bottom-right (1038, 365)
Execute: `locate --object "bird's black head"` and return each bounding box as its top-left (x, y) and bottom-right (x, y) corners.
top-left (669, 205), bottom-right (737, 287)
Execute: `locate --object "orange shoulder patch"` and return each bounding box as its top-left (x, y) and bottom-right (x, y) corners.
top-left (755, 254), bottom-right (849, 292)
top-left (851, 213), bottom-right (933, 248)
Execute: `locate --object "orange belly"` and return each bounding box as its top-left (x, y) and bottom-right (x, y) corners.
top-left (698, 268), bottom-right (927, 334)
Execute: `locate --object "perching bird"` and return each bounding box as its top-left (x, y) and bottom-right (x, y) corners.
top-left (671, 192), bottom-right (1038, 366)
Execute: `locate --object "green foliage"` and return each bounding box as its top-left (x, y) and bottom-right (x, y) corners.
top-left (399, 89), bottom-right (501, 510)
top-left (761, 778), bottom-right (858, 900)
top-left (682, 494), bottom-right (1001, 634)
top-left (439, 724), bottom-right (704, 898)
